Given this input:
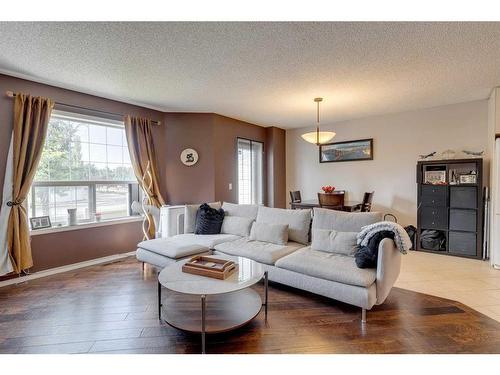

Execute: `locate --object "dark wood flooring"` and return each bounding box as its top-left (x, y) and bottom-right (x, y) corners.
top-left (0, 257), bottom-right (499, 354)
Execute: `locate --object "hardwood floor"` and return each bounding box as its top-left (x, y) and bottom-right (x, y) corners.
top-left (0, 257), bottom-right (499, 354)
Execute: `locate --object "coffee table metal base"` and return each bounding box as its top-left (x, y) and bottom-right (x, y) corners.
top-left (158, 271), bottom-right (268, 354)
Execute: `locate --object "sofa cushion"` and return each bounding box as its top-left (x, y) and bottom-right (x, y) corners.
top-left (171, 233), bottom-right (241, 249)
top-left (222, 202), bottom-right (259, 220)
top-left (214, 238), bottom-right (303, 265)
top-left (275, 246), bottom-right (376, 287)
top-left (311, 228), bottom-right (358, 256)
top-left (137, 238), bottom-right (209, 259)
top-left (256, 206), bottom-right (311, 245)
top-left (221, 216), bottom-right (254, 237)
top-left (312, 208), bottom-right (382, 232)
top-left (249, 222), bottom-right (288, 245)
top-left (184, 202), bottom-right (221, 233)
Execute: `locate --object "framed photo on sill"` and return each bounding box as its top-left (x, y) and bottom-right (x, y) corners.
top-left (30, 216), bottom-right (52, 230)
top-left (319, 138), bottom-right (373, 163)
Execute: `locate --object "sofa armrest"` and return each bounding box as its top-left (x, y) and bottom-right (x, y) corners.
top-left (375, 237), bottom-right (401, 304)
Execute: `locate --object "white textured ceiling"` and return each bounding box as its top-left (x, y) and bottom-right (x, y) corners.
top-left (1, 22), bottom-right (500, 129)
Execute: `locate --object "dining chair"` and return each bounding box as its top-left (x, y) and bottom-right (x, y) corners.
top-left (354, 191), bottom-right (374, 212)
top-left (289, 190), bottom-right (302, 203)
top-left (317, 192), bottom-right (345, 211)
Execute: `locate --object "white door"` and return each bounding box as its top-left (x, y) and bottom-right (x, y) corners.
top-left (493, 139), bottom-right (500, 268)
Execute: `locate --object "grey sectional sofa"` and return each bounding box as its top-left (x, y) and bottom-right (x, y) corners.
top-left (136, 202), bottom-right (402, 322)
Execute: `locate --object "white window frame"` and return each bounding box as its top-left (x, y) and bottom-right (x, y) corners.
top-left (28, 110), bottom-right (140, 230)
top-left (236, 137), bottom-right (264, 205)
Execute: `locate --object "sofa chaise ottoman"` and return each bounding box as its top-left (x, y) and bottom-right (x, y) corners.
top-left (136, 201), bottom-right (255, 268)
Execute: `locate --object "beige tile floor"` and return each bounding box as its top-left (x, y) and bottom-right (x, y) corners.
top-left (395, 250), bottom-right (500, 322)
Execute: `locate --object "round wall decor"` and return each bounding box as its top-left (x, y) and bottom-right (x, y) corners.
top-left (180, 148), bottom-right (199, 166)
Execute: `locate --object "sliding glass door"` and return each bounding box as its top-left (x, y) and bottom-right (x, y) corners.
top-left (237, 138), bottom-right (264, 205)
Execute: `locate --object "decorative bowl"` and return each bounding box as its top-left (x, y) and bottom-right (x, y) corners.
top-left (321, 185), bottom-right (335, 194)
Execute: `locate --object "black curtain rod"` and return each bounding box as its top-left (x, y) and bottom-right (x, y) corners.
top-left (5, 91), bottom-right (161, 125)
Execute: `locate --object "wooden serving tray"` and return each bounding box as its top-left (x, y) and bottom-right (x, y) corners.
top-left (182, 255), bottom-right (237, 280)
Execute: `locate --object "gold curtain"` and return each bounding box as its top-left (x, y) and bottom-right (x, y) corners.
top-left (124, 116), bottom-right (165, 238)
top-left (7, 93), bottom-right (54, 274)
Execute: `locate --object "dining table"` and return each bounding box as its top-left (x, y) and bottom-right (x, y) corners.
top-left (290, 199), bottom-right (362, 212)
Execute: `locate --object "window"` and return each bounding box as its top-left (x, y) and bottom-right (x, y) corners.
top-left (28, 111), bottom-right (138, 227)
top-left (237, 138), bottom-right (264, 205)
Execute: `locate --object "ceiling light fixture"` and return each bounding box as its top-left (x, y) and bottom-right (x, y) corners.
top-left (301, 97), bottom-right (336, 145)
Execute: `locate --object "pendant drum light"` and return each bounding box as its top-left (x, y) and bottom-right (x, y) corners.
top-left (301, 97), bottom-right (336, 145)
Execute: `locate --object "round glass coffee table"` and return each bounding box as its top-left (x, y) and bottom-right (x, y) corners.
top-left (157, 255), bottom-right (268, 353)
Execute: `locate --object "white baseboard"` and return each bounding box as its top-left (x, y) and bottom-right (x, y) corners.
top-left (0, 251), bottom-right (136, 288)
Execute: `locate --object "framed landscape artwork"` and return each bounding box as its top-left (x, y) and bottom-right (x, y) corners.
top-left (319, 138), bottom-right (373, 163)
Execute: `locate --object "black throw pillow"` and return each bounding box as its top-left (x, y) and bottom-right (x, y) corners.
top-left (355, 230), bottom-right (395, 269)
top-left (194, 203), bottom-right (225, 235)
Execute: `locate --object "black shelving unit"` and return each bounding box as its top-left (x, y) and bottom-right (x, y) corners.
top-left (416, 158), bottom-right (483, 259)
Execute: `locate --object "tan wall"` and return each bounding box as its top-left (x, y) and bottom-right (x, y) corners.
top-left (286, 100), bottom-right (489, 226)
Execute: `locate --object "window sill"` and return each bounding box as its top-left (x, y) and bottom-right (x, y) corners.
top-left (29, 216), bottom-right (143, 236)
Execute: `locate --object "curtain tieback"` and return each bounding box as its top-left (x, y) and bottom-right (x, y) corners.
top-left (7, 199), bottom-right (24, 207)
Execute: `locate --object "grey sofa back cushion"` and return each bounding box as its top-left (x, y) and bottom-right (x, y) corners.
top-left (221, 216), bottom-right (254, 237)
top-left (313, 208), bottom-right (382, 232)
top-left (184, 202), bottom-right (221, 234)
top-left (311, 228), bottom-right (358, 256)
top-left (222, 202), bottom-right (259, 220)
top-left (256, 206), bottom-right (311, 245)
top-left (249, 222), bottom-right (289, 245)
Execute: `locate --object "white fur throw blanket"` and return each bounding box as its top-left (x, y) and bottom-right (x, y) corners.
top-left (356, 221), bottom-right (411, 254)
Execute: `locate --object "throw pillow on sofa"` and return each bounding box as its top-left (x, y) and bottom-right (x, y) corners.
top-left (255, 206), bottom-right (311, 245)
top-left (249, 221), bottom-right (289, 245)
top-left (194, 203), bottom-right (225, 235)
top-left (311, 228), bottom-right (358, 256)
top-left (184, 201), bottom-right (221, 233)
top-left (221, 216), bottom-right (254, 237)
top-left (221, 202), bottom-right (259, 220)
top-left (312, 208), bottom-right (382, 232)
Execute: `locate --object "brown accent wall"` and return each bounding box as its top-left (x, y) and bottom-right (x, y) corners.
top-left (0, 74), bottom-right (164, 202)
top-left (159, 113), bottom-right (216, 204)
top-left (266, 127), bottom-right (287, 208)
top-left (30, 222), bottom-right (143, 271)
top-left (0, 73), bottom-right (286, 274)
top-left (0, 74), bottom-right (162, 273)
top-left (156, 113), bottom-right (274, 206)
top-left (213, 114), bottom-right (267, 204)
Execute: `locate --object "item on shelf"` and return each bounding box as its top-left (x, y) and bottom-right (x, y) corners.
top-left (418, 151), bottom-right (436, 160)
top-left (182, 255), bottom-right (237, 279)
top-left (321, 185), bottom-right (335, 194)
top-left (462, 150), bottom-right (484, 157)
top-left (459, 172), bottom-right (477, 184)
top-left (95, 212), bottom-right (102, 222)
top-left (440, 149), bottom-right (456, 159)
top-left (449, 169), bottom-right (459, 185)
top-left (420, 230), bottom-right (446, 251)
top-left (30, 215), bottom-right (52, 230)
top-left (424, 170), bottom-right (446, 185)
top-left (67, 208), bottom-right (77, 226)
